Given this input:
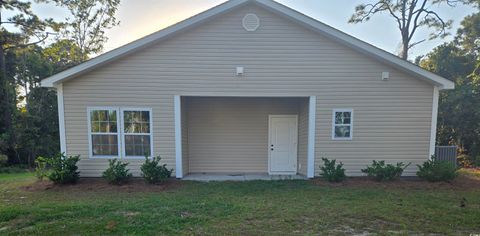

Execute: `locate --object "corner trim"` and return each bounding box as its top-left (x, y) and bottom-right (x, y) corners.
top-left (55, 84), bottom-right (67, 154)
top-left (307, 96), bottom-right (316, 178)
top-left (174, 95), bottom-right (183, 178)
top-left (429, 86), bottom-right (439, 158)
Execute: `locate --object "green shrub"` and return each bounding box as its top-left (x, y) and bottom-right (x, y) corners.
top-left (417, 156), bottom-right (458, 182)
top-left (103, 159), bottom-right (132, 185)
top-left (0, 154), bottom-right (7, 167)
top-left (457, 154), bottom-right (473, 168)
top-left (47, 153), bottom-right (80, 184)
top-left (320, 157), bottom-right (346, 182)
top-left (141, 156), bottom-right (173, 184)
top-left (35, 157), bottom-right (48, 181)
top-left (361, 160), bottom-right (410, 181)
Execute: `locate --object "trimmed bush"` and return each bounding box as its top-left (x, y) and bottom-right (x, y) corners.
top-left (35, 157), bottom-right (48, 181)
top-left (320, 157), bottom-right (346, 182)
top-left (103, 159), bottom-right (132, 185)
top-left (417, 156), bottom-right (458, 182)
top-left (0, 154), bottom-right (7, 167)
top-left (47, 153), bottom-right (80, 184)
top-left (141, 156), bottom-right (173, 184)
top-left (361, 160), bottom-right (410, 181)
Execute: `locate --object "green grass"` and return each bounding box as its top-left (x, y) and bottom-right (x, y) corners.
top-left (0, 173), bottom-right (479, 235)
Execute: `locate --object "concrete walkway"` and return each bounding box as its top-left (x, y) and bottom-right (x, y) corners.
top-left (183, 173), bottom-right (307, 182)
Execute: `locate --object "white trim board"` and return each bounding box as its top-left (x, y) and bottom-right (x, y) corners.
top-left (55, 84), bottom-right (67, 154)
top-left (174, 95), bottom-right (183, 179)
top-left (40, 0), bottom-right (454, 90)
top-left (429, 87), bottom-right (439, 158)
top-left (307, 96), bottom-right (316, 178)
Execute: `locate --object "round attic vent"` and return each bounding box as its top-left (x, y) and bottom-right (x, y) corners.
top-left (242, 13), bottom-right (260, 31)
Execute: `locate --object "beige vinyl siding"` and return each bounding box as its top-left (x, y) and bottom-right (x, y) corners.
top-left (297, 99), bottom-right (309, 176)
top-left (186, 97), bottom-right (301, 174)
top-left (62, 3), bottom-right (434, 177)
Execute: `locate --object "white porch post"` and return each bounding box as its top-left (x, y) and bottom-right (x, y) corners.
top-left (429, 87), bottom-right (439, 158)
top-left (55, 83), bottom-right (67, 154)
top-left (307, 96), bottom-right (316, 178)
top-left (174, 95), bottom-right (183, 178)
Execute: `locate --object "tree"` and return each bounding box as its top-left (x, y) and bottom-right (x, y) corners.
top-left (59, 0), bottom-right (120, 58)
top-left (42, 39), bottom-right (86, 73)
top-left (0, 0), bottom-right (61, 158)
top-left (455, 12), bottom-right (480, 55)
top-left (349, 0), bottom-right (468, 59)
top-left (420, 11), bottom-right (480, 161)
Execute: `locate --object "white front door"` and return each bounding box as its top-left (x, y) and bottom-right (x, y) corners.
top-left (268, 115), bottom-right (298, 175)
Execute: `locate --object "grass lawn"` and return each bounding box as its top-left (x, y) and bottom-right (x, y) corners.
top-left (0, 172), bottom-right (479, 235)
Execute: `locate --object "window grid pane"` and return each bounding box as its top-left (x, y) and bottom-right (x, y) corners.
top-left (124, 111), bottom-right (151, 134)
top-left (335, 112), bottom-right (351, 125)
top-left (92, 134), bottom-right (118, 156)
top-left (334, 125), bottom-right (351, 138)
top-left (91, 110), bottom-right (118, 133)
top-left (125, 135), bottom-right (151, 156)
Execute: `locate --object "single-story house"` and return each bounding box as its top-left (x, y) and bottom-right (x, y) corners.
top-left (41, 0), bottom-right (454, 179)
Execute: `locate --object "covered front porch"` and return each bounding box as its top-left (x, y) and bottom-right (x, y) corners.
top-left (174, 96), bottom-right (317, 179)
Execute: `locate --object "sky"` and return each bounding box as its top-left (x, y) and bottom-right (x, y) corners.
top-left (31, 0), bottom-right (477, 60)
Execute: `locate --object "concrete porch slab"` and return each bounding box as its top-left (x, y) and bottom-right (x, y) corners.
top-left (182, 173), bottom-right (307, 182)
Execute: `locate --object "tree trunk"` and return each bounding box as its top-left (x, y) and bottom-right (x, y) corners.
top-left (0, 44), bottom-right (12, 137)
top-left (400, 30), bottom-right (409, 60)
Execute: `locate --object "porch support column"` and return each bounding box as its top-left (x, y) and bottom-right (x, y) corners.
top-left (174, 95), bottom-right (183, 178)
top-left (307, 96), bottom-right (316, 178)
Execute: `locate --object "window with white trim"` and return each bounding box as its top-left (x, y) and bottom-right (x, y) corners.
top-left (122, 109), bottom-right (152, 157)
top-left (332, 109), bottom-right (353, 140)
top-left (89, 108), bottom-right (120, 157)
top-left (88, 107), bottom-right (152, 158)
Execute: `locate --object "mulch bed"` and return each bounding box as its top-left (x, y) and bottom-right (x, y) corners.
top-left (21, 178), bottom-right (183, 193)
top-left (19, 175), bottom-right (480, 193)
top-left (312, 175), bottom-right (480, 191)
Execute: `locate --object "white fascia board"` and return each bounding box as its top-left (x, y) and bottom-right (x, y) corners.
top-left (40, 0), bottom-right (249, 87)
top-left (254, 0), bottom-right (455, 90)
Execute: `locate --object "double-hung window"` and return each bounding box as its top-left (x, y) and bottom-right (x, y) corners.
top-left (332, 109), bottom-right (353, 140)
top-left (122, 109), bottom-right (152, 158)
top-left (88, 107), bottom-right (152, 158)
top-left (89, 108), bottom-right (120, 157)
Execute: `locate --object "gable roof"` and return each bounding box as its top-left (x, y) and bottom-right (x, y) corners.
top-left (41, 0), bottom-right (454, 90)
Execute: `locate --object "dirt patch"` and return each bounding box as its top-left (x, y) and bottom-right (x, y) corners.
top-left (20, 178), bottom-right (182, 193)
top-left (312, 175), bottom-right (480, 191)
